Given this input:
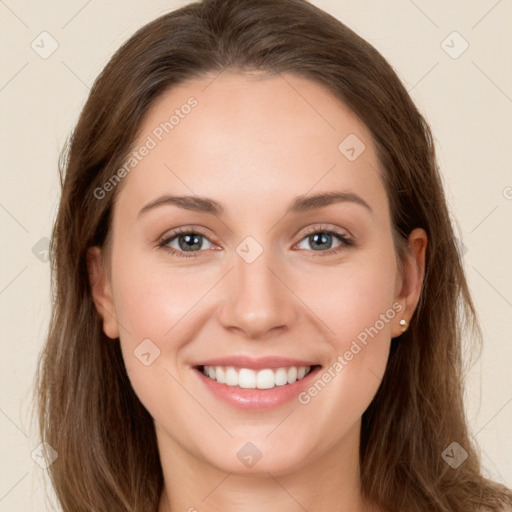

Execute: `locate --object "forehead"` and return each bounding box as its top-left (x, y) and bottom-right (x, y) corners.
top-left (115, 72), bottom-right (389, 223)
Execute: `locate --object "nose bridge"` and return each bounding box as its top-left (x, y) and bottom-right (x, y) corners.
top-left (217, 240), bottom-right (298, 337)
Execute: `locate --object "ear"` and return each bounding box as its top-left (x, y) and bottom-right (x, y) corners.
top-left (392, 227), bottom-right (427, 338)
top-left (86, 246), bottom-right (120, 339)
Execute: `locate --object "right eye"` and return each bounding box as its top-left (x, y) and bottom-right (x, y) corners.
top-left (158, 228), bottom-right (217, 258)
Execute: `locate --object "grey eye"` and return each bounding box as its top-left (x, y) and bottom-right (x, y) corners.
top-left (297, 232), bottom-right (343, 251)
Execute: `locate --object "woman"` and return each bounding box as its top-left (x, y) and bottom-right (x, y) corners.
top-left (36, 0), bottom-right (512, 510)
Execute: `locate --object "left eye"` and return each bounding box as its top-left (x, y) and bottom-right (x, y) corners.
top-left (296, 230), bottom-right (348, 251)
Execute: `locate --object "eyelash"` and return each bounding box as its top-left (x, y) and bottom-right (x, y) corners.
top-left (157, 225), bottom-right (354, 259)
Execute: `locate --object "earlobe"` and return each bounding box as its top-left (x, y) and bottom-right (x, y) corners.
top-left (393, 228), bottom-right (427, 337)
top-left (86, 246), bottom-right (120, 339)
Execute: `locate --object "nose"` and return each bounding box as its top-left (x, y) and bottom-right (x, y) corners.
top-left (216, 247), bottom-right (300, 339)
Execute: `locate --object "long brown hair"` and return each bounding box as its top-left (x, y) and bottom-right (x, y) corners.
top-left (36, 0), bottom-right (512, 510)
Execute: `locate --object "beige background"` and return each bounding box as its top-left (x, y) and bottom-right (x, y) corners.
top-left (1, 0), bottom-right (511, 509)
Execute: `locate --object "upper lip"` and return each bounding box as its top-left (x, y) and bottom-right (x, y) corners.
top-left (193, 355), bottom-right (321, 370)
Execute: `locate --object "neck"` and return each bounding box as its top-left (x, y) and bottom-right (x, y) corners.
top-left (156, 421), bottom-right (378, 512)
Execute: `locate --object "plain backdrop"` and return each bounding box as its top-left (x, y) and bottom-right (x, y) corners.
top-left (0, 0), bottom-right (511, 510)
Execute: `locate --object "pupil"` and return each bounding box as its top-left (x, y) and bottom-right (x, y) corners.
top-left (310, 232), bottom-right (331, 250)
top-left (179, 234), bottom-right (202, 251)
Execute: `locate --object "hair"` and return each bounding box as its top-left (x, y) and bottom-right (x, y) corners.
top-left (36, 0), bottom-right (512, 511)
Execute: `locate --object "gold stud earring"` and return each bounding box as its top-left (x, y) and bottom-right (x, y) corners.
top-left (399, 319), bottom-right (408, 332)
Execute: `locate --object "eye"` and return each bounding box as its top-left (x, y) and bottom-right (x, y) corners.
top-left (158, 228), bottom-right (215, 258)
top-left (157, 225), bottom-right (354, 259)
top-left (295, 227), bottom-right (353, 255)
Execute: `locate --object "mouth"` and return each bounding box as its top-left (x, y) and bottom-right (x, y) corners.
top-left (192, 359), bottom-right (323, 410)
top-left (195, 364), bottom-right (320, 389)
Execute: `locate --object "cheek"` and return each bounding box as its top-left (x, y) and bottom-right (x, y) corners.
top-left (296, 246), bottom-right (398, 346)
top-left (112, 255), bottom-right (211, 341)
top-left (293, 247), bottom-right (398, 410)
top-left (109, 246), bottom-right (235, 420)
top-left (328, 268), bottom-right (396, 347)
top-left (112, 266), bottom-right (201, 424)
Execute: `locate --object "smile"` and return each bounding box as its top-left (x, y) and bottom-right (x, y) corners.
top-left (200, 365), bottom-right (313, 389)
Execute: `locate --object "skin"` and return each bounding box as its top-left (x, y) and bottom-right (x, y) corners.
top-left (88, 72), bottom-right (427, 512)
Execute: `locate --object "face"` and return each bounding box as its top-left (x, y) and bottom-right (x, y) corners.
top-left (90, 72), bottom-right (424, 476)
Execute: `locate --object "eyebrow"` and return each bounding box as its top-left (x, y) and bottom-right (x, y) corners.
top-left (137, 191), bottom-right (373, 218)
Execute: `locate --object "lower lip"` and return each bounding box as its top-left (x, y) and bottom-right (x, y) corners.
top-left (194, 366), bottom-right (322, 410)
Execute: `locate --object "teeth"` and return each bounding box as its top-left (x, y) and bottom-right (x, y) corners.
top-left (216, 367), bottom-right (226, 384)
top-left (256, 369), bottom-right (275, 389)
top-left (201, 365), bottom-right (313, 389)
